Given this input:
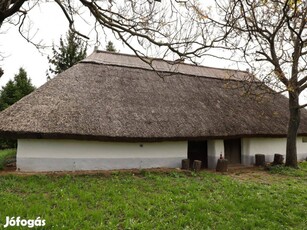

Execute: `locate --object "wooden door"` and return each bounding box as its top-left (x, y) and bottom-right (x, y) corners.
top-left (188, 141), bottom-right (208, 168)
top-left (224, 139), bottom-right (241, 164)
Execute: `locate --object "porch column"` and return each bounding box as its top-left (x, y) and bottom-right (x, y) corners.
top-left (207, 140), bottom-right (224, 169)
top-left (241, 138), bottom-right (253, 165)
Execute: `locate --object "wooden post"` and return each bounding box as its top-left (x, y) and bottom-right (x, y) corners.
top-left (255, 154), bottom-right (265, 166)
top-left (193, 160), bottom-right (202, 172)
top-left (182, 159), bottom-right (190, 170)
top-left (216, 159), bottom-right (228, 172)
top-left (273, 154), bottom-right (284, 165)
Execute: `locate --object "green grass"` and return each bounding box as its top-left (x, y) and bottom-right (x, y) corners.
top-left (267, 161), bottom-right (307, 177)
top-left (0, 164), bottom-right (306, 229)
top-left (0, 149), bottom-right (16, 170)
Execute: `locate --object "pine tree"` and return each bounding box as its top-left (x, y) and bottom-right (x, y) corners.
top-left (0, 68), bottom-right (35, 148)
top-left (0, 68), bottom-right (35, 111)
top-left (0, 80), bottom-right (16, 111)
top-left (105, 41), bottom-right (117, 52)
top-left (47, 30), bottom-right (87, 78)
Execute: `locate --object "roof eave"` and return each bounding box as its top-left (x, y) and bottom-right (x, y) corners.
top-left (1, 131), bottom-right (305, 142)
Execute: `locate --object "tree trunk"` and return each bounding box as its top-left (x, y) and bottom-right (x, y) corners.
top-left (285, 92), bottom-right (300, 168)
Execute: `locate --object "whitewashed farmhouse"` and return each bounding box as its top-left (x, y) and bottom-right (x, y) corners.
top-left (0, 51), bottom-right (307, 171)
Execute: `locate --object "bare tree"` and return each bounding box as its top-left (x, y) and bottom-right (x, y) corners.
top-left (203, 0), bottom-right (307, 168)
top-left (1, 0), bottom-right (307, 167)
top-left (0, 1), bottom-right (223, 84)
top-left (0, 1), bottom-right (220, 59)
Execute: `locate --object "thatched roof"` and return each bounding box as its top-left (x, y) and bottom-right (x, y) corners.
top-left (0, 50), bottom-right (307, 141)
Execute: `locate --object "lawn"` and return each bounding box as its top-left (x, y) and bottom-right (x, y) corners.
top-left (0, 163), bottom-right (306, 229)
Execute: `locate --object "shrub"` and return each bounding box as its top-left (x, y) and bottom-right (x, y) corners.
top-left (0, 149), bottom-right (16, 170)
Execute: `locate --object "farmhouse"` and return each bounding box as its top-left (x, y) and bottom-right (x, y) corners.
top-left (0, 51), bottom-right (307, 171)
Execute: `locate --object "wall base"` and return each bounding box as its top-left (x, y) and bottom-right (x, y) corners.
top-left (17, 157), bottom-right (183, 172)
top-left (17, 139), bottom-right (187, 172)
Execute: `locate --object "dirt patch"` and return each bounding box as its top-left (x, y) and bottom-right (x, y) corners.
top-left (0, 166), bottom-right (291, 184)
top-left (221, 166), bottom-right (290, 184)
top-left (0, 164), bottom-right (16, 174)
top-left (0, 167), bottom-right (184, 177)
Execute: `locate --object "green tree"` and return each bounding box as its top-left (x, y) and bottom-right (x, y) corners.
top-left (0, 67), bottom-right (35, 148)
top-left (0, 80), bottom-right (16, 111)
top-left (0, 68), bottom-right (35, 111)
top-left (47, 30), bottom-right (87, 78)
top-left (105, 41), bottom-right (117, 52)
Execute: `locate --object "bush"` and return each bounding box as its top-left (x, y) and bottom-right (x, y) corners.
top-left (0, 139), bottom-right (17, 149)
top-left (0, 149), bottom-right (16, 170)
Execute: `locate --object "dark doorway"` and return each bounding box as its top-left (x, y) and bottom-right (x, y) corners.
top-left (188, 141), bottom-right (208, 168)
top-left (224, 139), bottom-right (241, 164)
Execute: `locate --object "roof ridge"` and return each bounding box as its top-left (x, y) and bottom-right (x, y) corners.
top-left (80, 60), bottom-right (254, 83)
top-left (91, 50), bottom-right (250, 74)
top-left (83, 51), bottom-right (255, 82)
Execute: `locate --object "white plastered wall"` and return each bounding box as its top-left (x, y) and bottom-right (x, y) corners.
top-left (241, 137), bottom-right (307, 165)
top-left (206, 137), bottom-right (307, 168)
top-left (17, 139), bottom-right (188, 172)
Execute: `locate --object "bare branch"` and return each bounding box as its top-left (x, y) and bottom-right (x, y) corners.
top-left (0, 0), bottom-right (26, 26)
top-left (54, 0), bottom-right (89, 40)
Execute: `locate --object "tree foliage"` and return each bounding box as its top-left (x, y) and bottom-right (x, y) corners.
top-left (0, 67), bottom-right (35, 148)
top-left (47, 30), bottom-right (87, 78)
top-left (0, 67), bottom-right (35, 111)
top-left (106, 41), bottom-right (117, 52)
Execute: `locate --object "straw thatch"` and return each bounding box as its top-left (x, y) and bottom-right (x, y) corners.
top-left (0, 51), bottom-right (307, 141)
